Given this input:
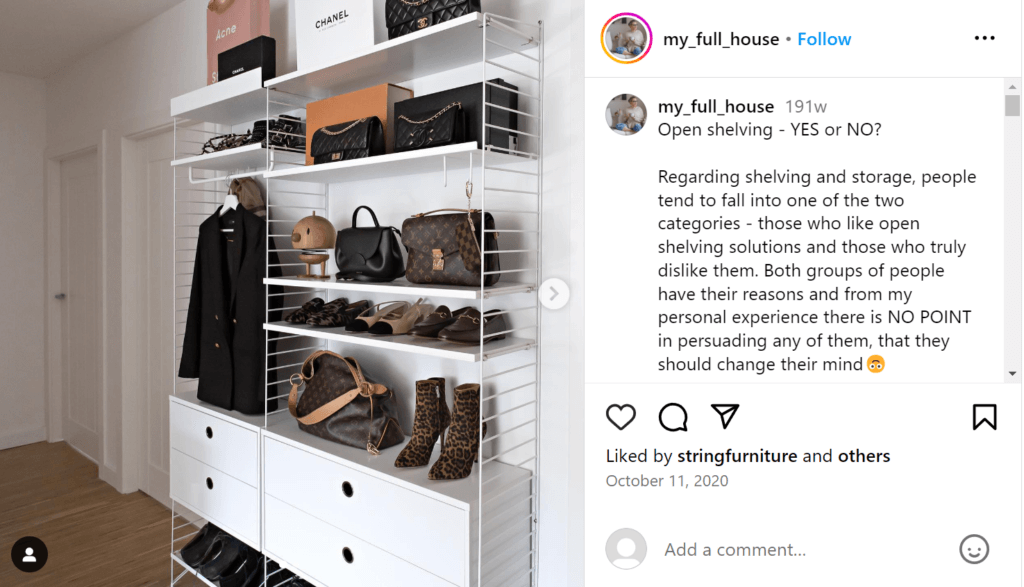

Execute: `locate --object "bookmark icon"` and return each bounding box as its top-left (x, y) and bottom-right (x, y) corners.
top-left (711, 404), bottom-right (739, 430)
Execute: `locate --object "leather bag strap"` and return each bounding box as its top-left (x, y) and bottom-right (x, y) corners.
top-left (288, 351), bottom-right (388, 426)
top-left (412, 208), bottom-right (479, 218)
top-left (352, 206), bottom-right (381, 228)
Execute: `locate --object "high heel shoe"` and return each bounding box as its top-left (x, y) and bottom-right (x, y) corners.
top-left (368, 298), bottom-right (429, 335)
top-left (429, 383), bottom-right (487, 481)
top-left (395, 378), bottom-right (451, 468)
top-left (346, 301), bottom-right (408, 332)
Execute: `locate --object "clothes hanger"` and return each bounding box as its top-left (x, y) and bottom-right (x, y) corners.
top-left (220, 191), bottom-right (239, 232)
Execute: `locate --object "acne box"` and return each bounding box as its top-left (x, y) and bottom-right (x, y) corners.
top-left (206, 0), bottom-right (270, 85)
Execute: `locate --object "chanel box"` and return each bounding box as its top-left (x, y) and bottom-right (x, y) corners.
top-left (295, 0), bottom-right (375, 72)
top-left (218, 36), bottom-right (276, 82)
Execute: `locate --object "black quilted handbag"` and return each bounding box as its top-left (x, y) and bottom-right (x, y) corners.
top-left (394, 102), bottom-right (466, 153)
top-left (310, 117), bottom-right (385, 165)
top-left (385, 0), bottom-right (482, 40)
top-left (251, 115), bottom-right (306, 150)
top-left (335, 206), bottom-right (405, 283)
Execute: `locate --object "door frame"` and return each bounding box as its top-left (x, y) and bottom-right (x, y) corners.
top-left (44, 131), bottom-right (110, 476)
top-left (122, 121), bottom-right (175, 504)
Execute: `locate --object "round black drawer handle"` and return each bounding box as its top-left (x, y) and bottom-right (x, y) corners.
top-left (206, 477), bottom-right (214, 490)
top-left (206, 426), bottom-right (213, 439)
top-left (342, 547), bottom-right (354, 564)
top-left (342, 481), bottom-right (354, 498)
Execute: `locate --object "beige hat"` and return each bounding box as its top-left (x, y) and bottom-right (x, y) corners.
top-left (229, 177), bottom-right (265, 218)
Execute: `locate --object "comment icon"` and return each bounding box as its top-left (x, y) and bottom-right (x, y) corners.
top-left (659, 403), bottom-right (688, 432)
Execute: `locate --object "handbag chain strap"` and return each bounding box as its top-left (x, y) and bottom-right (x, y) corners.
top-left (398, 0), bottom-right (431, 5)
top-left (318, 118), bottom-right (367, 136)
top-left (398, 102), bottom-right (462, 125)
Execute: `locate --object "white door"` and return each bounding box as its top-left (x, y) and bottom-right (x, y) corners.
top-left (137, 130), bottom-right (175, 505)
top-left (60, 151), bottom-right (102, 463)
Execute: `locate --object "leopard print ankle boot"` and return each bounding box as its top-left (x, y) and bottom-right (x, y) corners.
top-left (394, 378), bottom-right (451, 468)
top-left (428, 383), bottom-right (486, 480)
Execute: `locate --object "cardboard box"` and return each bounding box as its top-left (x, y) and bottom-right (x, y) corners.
top-left (305, 84), bottom-right (414, 165)
top-left (207, 0), bottom-right (270, 85)
top-left (295, 0), bottom-right (375, 72)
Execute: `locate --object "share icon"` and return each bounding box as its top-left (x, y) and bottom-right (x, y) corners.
top-left (711, 404), bottom-right (739, 430)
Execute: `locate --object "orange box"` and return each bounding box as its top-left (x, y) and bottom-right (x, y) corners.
top-left (305, 84), bottom-right (414, 165)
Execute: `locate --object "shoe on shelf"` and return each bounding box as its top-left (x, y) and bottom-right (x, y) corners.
top-left (368, 298), bottom-right (429, 335)
top-left (307, 299), bottom-right (369, 328)
top-left (219, 548), bottom-right (262, 587)
top-left (284, 297), bottom-right (325, 324)
top-left (198, 532), bottom-right (247, 582)
top-left (395, 378), bottom-right (451, 468)
top-left (437, 309), bottom-right (508, 345)
top-left (428, 383), bottom-right (487, 481)
top-left (346, 301), bottom-right (408, 333)
top-left (408, 306), bottom-right (474, 338)
top-left (179, 522), bottom-right (221, 568)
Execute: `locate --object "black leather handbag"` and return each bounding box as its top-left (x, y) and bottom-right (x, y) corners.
top-left (251, 115), bottom-right (305, 150)
top-left (394, 102), bottom-right (466, 153)
top-left (335, 206), bottom-right (405, 282)
top-left (310, 117), bottom-right (385, 165)
top-left (385, 0), bottom-right (481, 39)
top-left (394, 79), bottom-right (518, 152)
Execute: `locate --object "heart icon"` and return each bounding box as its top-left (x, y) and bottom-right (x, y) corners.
top-left (606, 404), bottom-right (636, 431)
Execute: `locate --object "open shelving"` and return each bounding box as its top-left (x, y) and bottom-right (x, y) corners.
top-left (170, 11), bottom-right (543, 587)
top-left (265, 13), bottom-right (539, 99)
top-left (265, 321), bottom-right (535, 363)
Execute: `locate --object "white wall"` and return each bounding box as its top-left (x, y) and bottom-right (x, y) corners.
top-left (43, 0), bottom-right (573, 583)
top-left (0, 71), bottom-right (48, 450)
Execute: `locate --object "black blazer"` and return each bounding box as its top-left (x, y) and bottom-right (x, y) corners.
top-left (179, 206), bottom-right (277, 414)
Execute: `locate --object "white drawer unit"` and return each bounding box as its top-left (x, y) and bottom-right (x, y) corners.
top-left (265, 495), bottom-right (453, 587)
top-left (170, 399), bottom-right (259, 487)
top-left (262, 424), bottom-right (534, 587)
top-left (265, 436), bottom-right (466, 585)
top-left (170, 449), bottom-right (261, 548)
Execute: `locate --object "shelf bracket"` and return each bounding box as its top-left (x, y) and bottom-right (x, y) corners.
top-left (443, 155), bottom-right (448, 187)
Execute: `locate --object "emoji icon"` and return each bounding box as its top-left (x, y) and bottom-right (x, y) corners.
top-left (711, 404), bottom-right (739, 429)
top-left (659, 403), bottom-right (688, 432)
top-left (606, 528), bottom-right (647, 570)
top-left (960, 534), bottom-right (989, 564)
top-left (866, 355), bottom-right (885, 373)
top-left (606, 404), bottom-right (636, 431)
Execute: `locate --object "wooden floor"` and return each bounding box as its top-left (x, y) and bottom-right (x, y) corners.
top-left (0, 441), bottom-right (170, 586)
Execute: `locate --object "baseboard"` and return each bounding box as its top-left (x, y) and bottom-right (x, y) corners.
top-left (0, 427), bottom-right (47, 451)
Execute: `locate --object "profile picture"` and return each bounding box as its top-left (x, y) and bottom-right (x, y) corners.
top-left (606, 94), bottom-right (647, 135)
top-left (601, 14), bottom-right (652, 63)
top-left (606, 528), bottom-right (647, 570)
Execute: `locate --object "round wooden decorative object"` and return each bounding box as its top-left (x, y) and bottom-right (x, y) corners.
top-left (291, 212), bottom-right (336, 250)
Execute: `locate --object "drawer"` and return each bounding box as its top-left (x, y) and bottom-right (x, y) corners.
top-left (265, 495), bottom-right (454, 587)
top-left (170, 401), bottom-right (258, 486)
top-left (170, 449), bottom-right (260, 549)
top-left (264, 438), bottom-right (466, 586)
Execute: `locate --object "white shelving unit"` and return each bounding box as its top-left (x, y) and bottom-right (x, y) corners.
top-left (169, 12), bottom-right (543, 587)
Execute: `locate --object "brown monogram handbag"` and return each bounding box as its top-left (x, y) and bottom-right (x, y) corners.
top-left (288, 352), bottom-right (404, 454)
top-left (401, 208), bottom-right (500, 287)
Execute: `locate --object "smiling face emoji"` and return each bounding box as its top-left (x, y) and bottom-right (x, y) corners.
top-left (959, 535), bottom-right (989, 564)
top-left (866, 355), bottom-right (885, 373)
